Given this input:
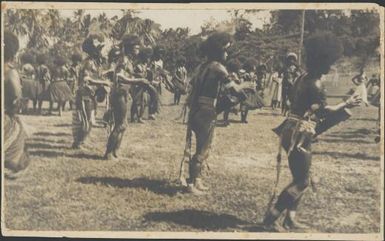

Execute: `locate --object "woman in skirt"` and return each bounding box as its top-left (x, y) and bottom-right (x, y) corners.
top-left (20, 63), bottom-right (39, 113)
top-left (67, 52), bottom-right (83, 110)
top-left (270, 70), bottom-right (283, 110)
top-left (35, 53), bottom-right (52, 114)
top-left (239, 58), bottom-right (264, 123)
top-left (104, 34), bottom-right (155, 160)
top-left (72, 34), bottom-right (110, 149)
top-left (4, 30), bottom-right (30, 178)
top-left (48, 56), bottom-right (73, 116)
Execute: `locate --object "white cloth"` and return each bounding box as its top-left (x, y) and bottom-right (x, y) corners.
top-left (270, 72), bottom-right (282, 102)
top-left (353, 82), bottom-right (369, 106)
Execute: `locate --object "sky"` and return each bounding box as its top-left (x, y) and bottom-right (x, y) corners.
top-left (60, 9), bottom-right (271, 35)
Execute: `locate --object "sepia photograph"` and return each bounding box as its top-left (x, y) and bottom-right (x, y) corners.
top-left (1, 2), bottom-right (383, 240)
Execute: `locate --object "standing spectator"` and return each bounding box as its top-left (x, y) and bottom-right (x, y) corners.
top-left (351, 67), bottom-right (369, 106)
top-left (270, 70), bottom-right (283, 110)
top-left (281, 53), bottom-right (301, 116)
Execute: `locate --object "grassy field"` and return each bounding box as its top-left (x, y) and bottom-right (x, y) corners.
top-left (3, 70), bottom-right (382, 234)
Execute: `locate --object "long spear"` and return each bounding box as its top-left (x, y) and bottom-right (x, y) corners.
top-left (298, 10), bottom-right (306, 66)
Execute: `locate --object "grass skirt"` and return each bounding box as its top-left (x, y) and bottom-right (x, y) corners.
top-left (47, 81), bottom-right (73, 102)
top-left (22, 78), bottom-right (43, 100)
top-left (4, 114), bottom-right (30, 173)
top-left (242, 90), bottom-right (265, 110)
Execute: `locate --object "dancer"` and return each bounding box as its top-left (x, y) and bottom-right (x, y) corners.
top-left (72, 34), bottom-right (110, 149)
top-left (35, 53), bottom-right (51, 114)
top-left (48, 56), bottom-right (73, 116)
top-left (132, 47), bottom-right (154, 122)
top-left (4, 30), bottom-right (31, 178)
top-left (240, 58), bottom-right (257, 123)
top-left (104, 35), bottom-right (157, 160)
top-left (67, 52), bottom-right (83, 110)
top-left (263, 32), bottom-right (362, 232)
top-left (183, 32), bottom-right (255, 194)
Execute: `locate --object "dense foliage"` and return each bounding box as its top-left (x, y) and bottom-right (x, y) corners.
top-left (4, 9), bottom-right (380, 72)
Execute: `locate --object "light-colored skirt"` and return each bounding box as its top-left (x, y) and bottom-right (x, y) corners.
top-left (22, 78), bottom-right (43, 100)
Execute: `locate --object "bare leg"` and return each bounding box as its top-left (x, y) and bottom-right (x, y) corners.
top-left (49, 101), bottom-right (54, 115)
top-left (58, 101), bottom-right (63, 116)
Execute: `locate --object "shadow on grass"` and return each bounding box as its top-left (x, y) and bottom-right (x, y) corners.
top-left (326, 128), bottom-right (376, 139)
top-left (325, 133), bottom-right (368, 139)
top-left (28, 137), bottom-right (69, 144)
top-left (313, 151), bottom-right (380, 161)
top-left (228, 119), bottom-right (244, 123)
top-left (318, 138), bottom-right (374, 144)
top-left (162, 103), bottom-right (179, 106)
top-left (256, 111), bottom-right (282, 117)
top-left (54, 123), bottom-right (73, 127)
top-left (29, 150), bottom-right (104, 160)
top-left (26, 142), bottom-right (70, 150)
top-left (55, 121), bottom-right (106, 128)
top-left (76, 176), bottom-right (183, 196)
top-left (34, 131), bottom-right (71, 137)
top-left (350, 117), bottom-right (378, 122)
top-left (216, 119), bottom-right (245, 128)
top-left (144, 209), bottom-right (250, 230)
top-left (216, 122), bottom-right (229, 128)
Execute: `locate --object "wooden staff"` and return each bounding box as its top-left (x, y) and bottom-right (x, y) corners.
top-left (298, 10), bottom-right (306, 66)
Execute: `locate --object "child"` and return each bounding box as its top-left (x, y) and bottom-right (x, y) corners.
top-left (366, 74), bottom-right (380, 105)
top-left (173, 56), bottom-right (188, 105)
top-left (223, 58), bottom-right (242, 126)
top-left (350, 67), bottom-right (369, 106)
top-left (270, 71), bottom-right (283, 110)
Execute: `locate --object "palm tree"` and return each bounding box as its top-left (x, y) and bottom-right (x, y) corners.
top-left (5, 9), bottom-right (50, 49)
top-left (139, 19), bottom-right (162, 45)
top-left (73, 9), bottom-right (85, 31)
top-left (97, 12), bottom-right (111, 31)
top-left (111, 11), bottom-right (161, 45)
